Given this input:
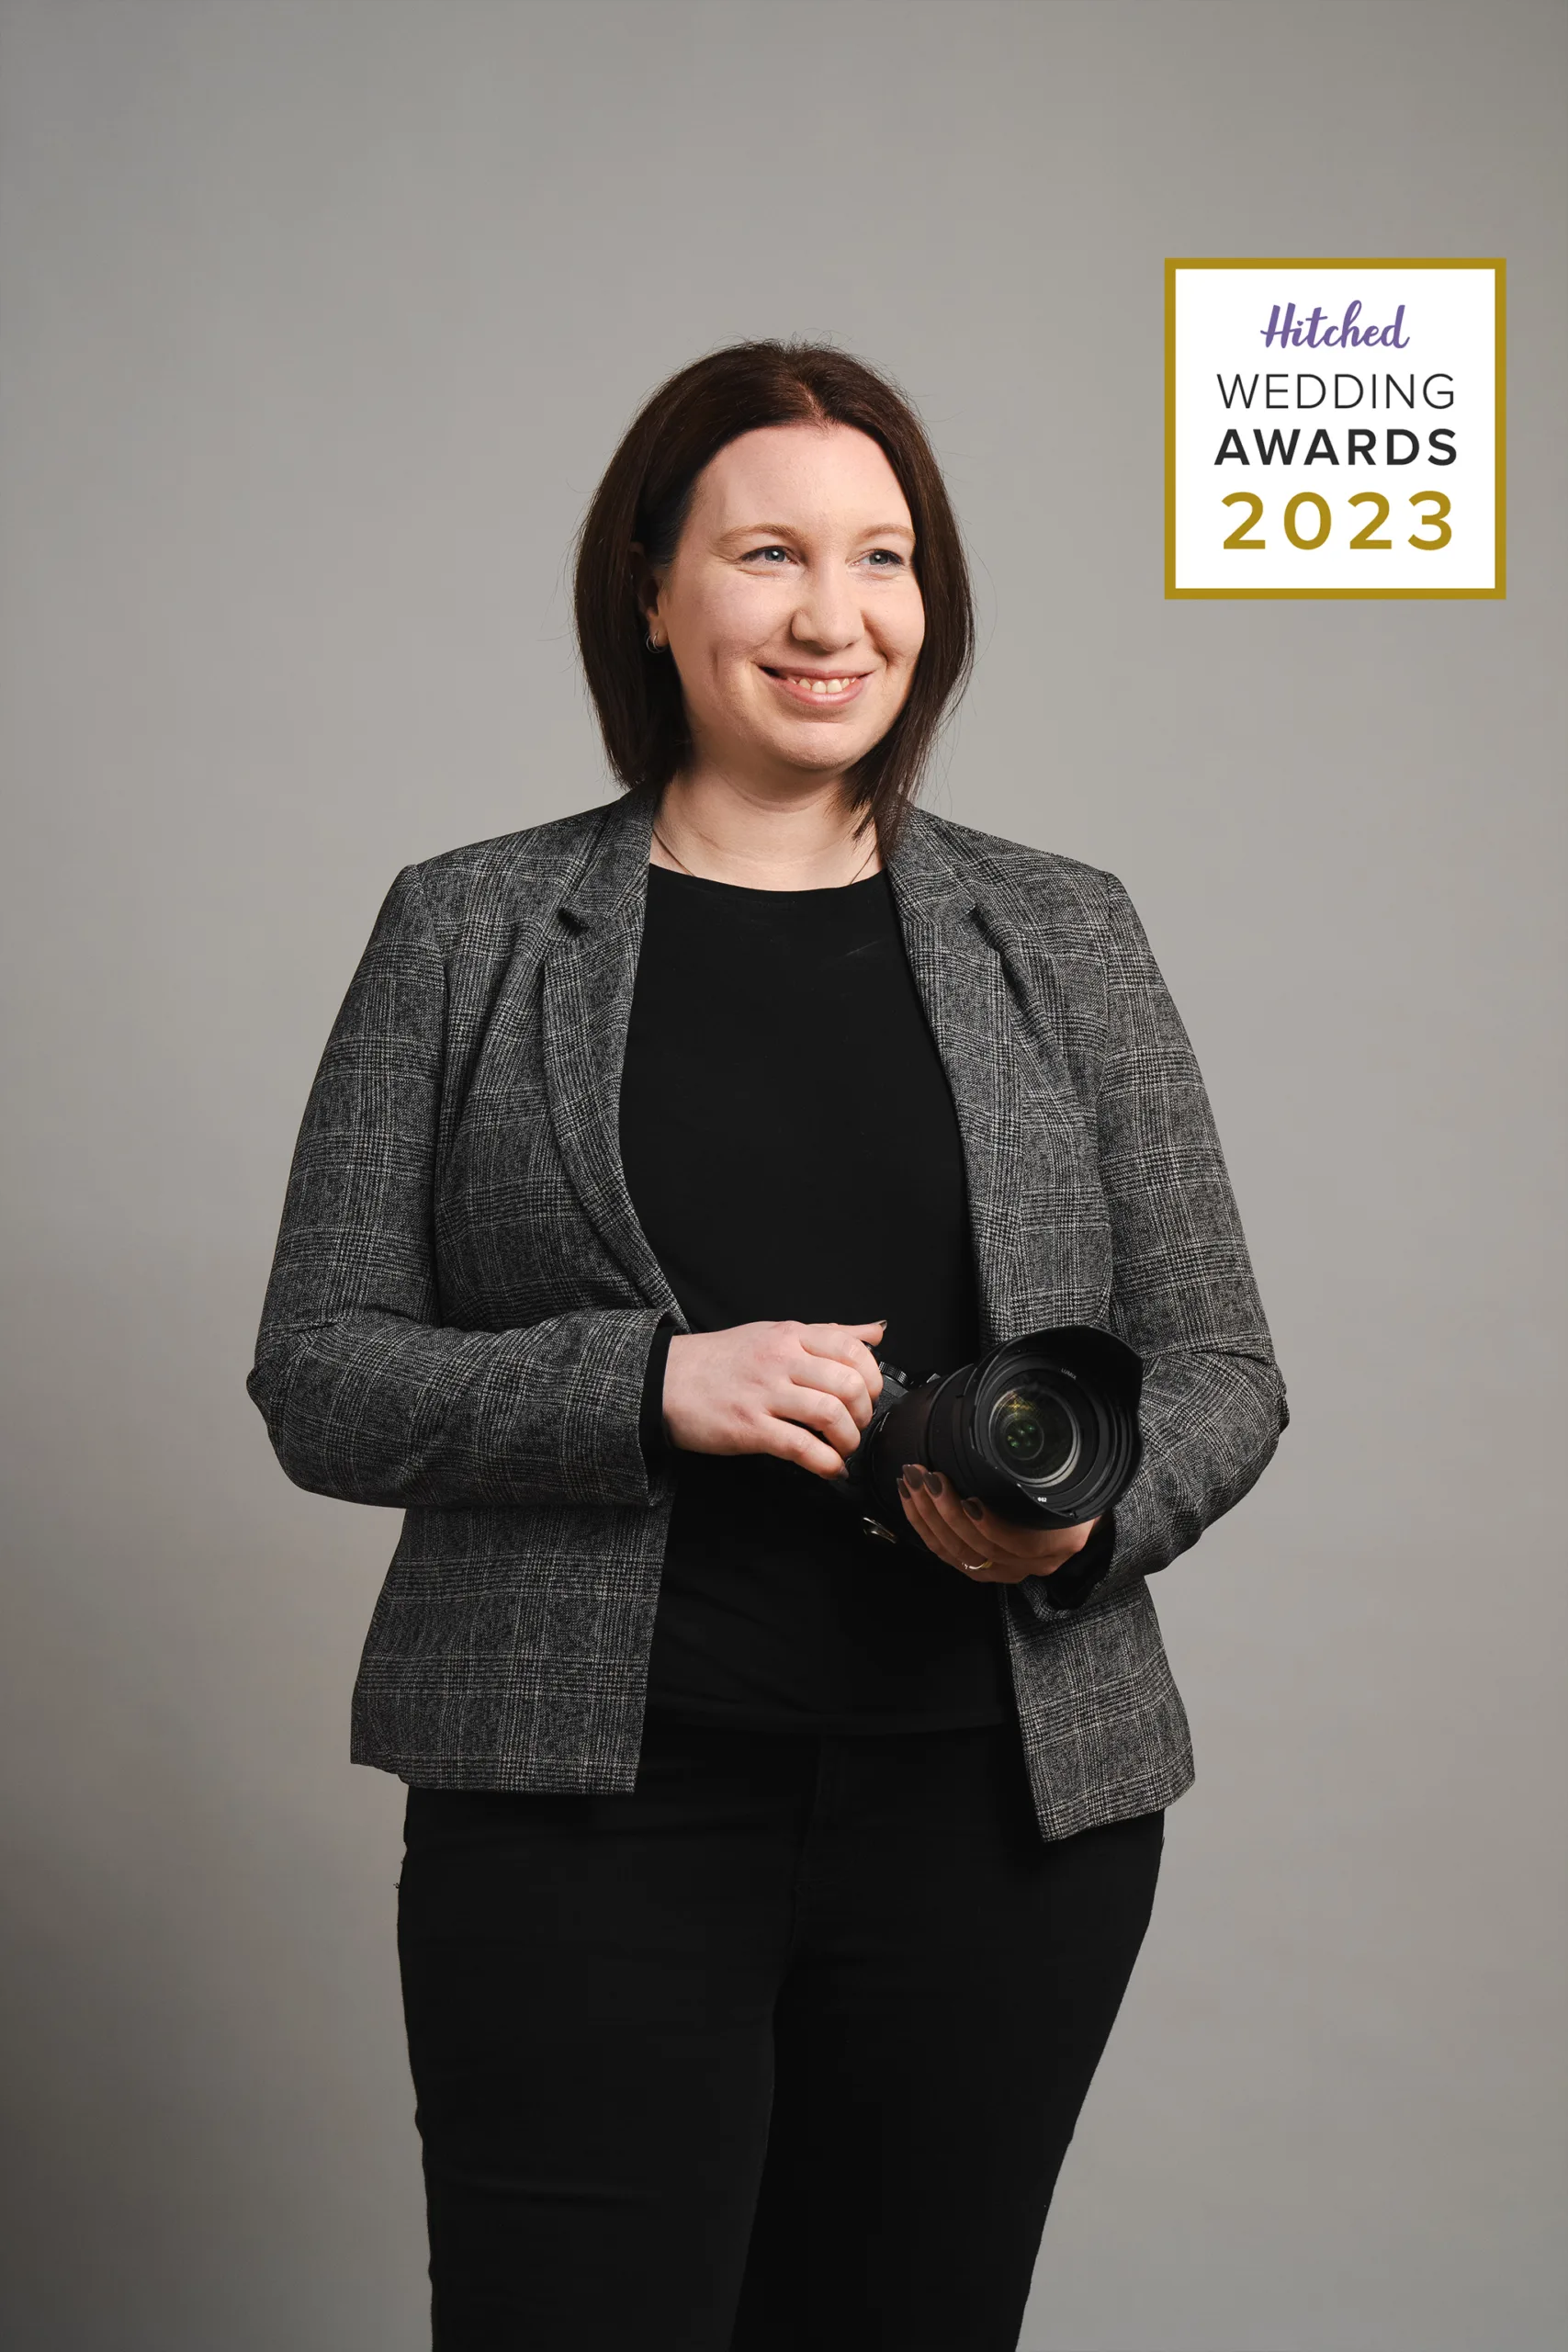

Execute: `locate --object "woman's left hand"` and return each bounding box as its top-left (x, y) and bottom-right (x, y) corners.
top-left (896, 1464), bottom-right (1099, 1585)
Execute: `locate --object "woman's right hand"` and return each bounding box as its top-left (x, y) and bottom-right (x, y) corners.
top-left (661, 1318), bottom-right (886, 1481)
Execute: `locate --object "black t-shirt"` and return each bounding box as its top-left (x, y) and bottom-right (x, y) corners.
top-left (617, 861), bottom-right (1014, 1733)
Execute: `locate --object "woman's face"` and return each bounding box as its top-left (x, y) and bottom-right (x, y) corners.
top-left (644, 422), bottom-right (926, 790)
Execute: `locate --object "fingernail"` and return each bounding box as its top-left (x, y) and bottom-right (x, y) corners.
top-left (896, 1473), bottom-right (910, 1499)
top-left (962, 1498), bottom-right (984, 1521)
top-left (926, 1472), bottom-right (946, 1498)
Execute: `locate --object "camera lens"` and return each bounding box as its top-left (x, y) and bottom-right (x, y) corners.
top-left (812, 1323), bottom-right (1142, 1550)
top-left (987, 1384), bottom-right (1080, 1486)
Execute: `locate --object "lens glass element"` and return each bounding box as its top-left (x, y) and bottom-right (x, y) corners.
top-left (987, 1385), bottom-right (1080, 1486)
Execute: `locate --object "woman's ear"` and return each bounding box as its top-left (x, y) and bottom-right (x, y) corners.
top-left (629, 542), bottom-right (663, 646)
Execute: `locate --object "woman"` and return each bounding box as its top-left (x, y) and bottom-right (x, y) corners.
top-left (248, 341), bottom-right (1287, 2351)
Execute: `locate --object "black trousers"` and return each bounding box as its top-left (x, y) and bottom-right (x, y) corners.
top-left (397, 1710), bottom-right (1164, 2352)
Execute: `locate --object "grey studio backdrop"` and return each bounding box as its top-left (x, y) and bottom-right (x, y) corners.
top-left (1, 4), bottom-right (1562, 2348)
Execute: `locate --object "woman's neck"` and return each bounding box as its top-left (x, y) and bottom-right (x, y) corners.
top-left (650, 772), bottom-right (881, 890)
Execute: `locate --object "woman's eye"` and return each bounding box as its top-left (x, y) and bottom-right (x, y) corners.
top-left (863, 548), bottom-right (906, 569)
top-left (742, 545), bottom-right (793, 564)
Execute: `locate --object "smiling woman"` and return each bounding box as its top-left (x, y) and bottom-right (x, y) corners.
top-left (250, 338), bottom-right (1287, 2351)
top-left (574, 340), bottom-right (974, 876)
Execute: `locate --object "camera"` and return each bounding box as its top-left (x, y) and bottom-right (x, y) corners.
top-left (818, 1325), bottom-right (1143, 1555)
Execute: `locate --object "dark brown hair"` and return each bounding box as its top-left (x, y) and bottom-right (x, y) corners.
top-left (572, 340), bottom-right (975, 856)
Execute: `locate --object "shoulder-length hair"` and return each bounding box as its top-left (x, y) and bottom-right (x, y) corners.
top-left (573, 340), bottom-right (975, 857)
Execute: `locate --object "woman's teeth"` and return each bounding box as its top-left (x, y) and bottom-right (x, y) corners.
top-left (785, 675), bottom-right (857, 696)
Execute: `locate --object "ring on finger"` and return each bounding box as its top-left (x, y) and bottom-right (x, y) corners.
top-left (963, 1558), bottom-right (993, 1575)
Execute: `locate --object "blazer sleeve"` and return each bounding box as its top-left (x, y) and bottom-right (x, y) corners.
top-left (245, 861), bottom-right (671, 1513)
top-left (1067, 871), bottom-right (1289, 1604)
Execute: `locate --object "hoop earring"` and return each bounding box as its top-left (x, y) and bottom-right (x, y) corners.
top-left (646, 629), bottom-right (660, 651)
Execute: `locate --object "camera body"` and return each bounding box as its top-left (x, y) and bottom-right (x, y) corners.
top-left (819, 1325), bottom-right (1144, 1557)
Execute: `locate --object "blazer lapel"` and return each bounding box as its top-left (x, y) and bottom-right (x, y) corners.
top-left (886, 811), bottom-right (1108, 1344)
top-left (539, 791), bottom-right (691, 1329)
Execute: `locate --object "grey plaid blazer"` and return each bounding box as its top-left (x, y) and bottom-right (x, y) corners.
top-left (248, 785), bottom-right (1287, 1842)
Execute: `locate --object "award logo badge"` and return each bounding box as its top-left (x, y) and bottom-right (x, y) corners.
top-left (1166, 259), bottom-right (1504, 598)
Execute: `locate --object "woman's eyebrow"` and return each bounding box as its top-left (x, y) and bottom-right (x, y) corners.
top-left (720, 520), bottom-right (917, 543)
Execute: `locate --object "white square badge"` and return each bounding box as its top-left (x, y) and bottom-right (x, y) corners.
top-left (1166, 259), bottom-right (1505, 598)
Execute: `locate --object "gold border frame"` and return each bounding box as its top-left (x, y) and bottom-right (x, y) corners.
top-left (1164, 257), bottom-right (1506, 600)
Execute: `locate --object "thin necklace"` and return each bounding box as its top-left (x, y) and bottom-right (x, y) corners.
top-left (650, 822), bottom-right (880, 887)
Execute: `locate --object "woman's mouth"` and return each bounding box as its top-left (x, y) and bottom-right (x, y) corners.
top-left (761, 667), bottom-right (873, 709)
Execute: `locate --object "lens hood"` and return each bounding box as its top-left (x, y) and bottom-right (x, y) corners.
top-left (819, 1324), bottom-right (1143, 1557)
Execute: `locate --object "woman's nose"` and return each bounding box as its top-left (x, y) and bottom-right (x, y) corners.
top-left (788, 565), bottom-right (862, 651)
